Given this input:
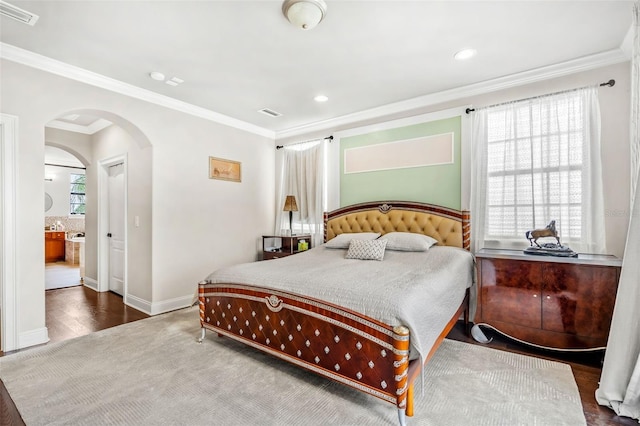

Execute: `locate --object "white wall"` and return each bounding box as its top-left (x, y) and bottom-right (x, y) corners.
top-left (88, 124), bottom-right (153, 302)
top-left (0, 58), bottom-right (275, 346)
top-left (45, 127), bottom-right (92, 165)
top-left (277, 62), bottom-right (631, 258)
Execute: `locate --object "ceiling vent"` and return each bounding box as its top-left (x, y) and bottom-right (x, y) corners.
top-left (0, 1), bottom-right (39, 25)
top-left (258, 108), bottom-right (283, 118)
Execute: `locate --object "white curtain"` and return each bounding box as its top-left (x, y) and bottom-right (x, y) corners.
top-left (470, 109), bottom-right (489, 254)
top-left (595, 3), bottom-right (640, 421)
top-left (632, 2), bottom-right (640, 208)
top-left (275, 141), bottom-right (325, 247)
top-left (470, 87), bottom-right (606, 254)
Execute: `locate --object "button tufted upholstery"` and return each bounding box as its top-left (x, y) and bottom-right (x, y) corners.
top-left (324, 201), bottom-right (470, 249)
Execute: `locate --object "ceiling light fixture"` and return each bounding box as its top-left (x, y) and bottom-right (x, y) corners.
top-left (282, 0), bottom-right (327, 30)
top-left (454, 48), bottom-right (477, 61)
top-left (314, 95), bottom-right (328, 102)
top-left (149, 71), bottom-right (165, 81)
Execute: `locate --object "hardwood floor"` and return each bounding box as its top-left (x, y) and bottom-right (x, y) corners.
top-left (0, 291), bottom-right (635, 425)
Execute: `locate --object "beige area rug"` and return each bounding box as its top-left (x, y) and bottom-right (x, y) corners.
top-left (0, 307), bottom-right (586, 426)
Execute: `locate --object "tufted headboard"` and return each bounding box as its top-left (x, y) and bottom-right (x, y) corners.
top-left (323, 201), bottom-right (470, 250)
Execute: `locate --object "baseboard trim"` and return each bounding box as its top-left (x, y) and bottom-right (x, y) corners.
top-left (83, 277), bottom-right (98, 291)
top-left (126, 294), bottom-right (152, 315)
top-left (150, 295), bottom-right (193, 316)
top-left (124, 294), bottom-right (194, 316)
top-left (18, 327), bottom-right (49, 349)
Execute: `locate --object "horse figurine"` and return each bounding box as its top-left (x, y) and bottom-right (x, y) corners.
top-left (526, 220), bottom-right (560, 247)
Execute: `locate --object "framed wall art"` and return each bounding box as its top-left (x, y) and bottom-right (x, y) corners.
top-left (209, 156), bottom-right (241, 182)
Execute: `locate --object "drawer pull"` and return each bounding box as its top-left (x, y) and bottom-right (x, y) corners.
top-left (533, 294), bottom-right (537, 298)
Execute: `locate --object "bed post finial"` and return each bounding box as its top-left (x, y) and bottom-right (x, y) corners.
top-left (392, 325), bottom-right (410, 422)
top-left (323, 211), bottom-right (328, 243)
top-left (197, 283), bottom-right (207, 342)
top-left (462, 210), bottom-right (471, 251)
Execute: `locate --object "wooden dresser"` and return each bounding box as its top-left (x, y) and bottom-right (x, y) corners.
top-left (474, 248), bottom-right (621, 350)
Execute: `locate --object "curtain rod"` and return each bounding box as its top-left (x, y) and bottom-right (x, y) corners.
top-left (276, 135), bottom-right (333, 150)
top-left (45, 162), bottom-right (86, 170)
top-left (465, 79), bottom-right (615, 114)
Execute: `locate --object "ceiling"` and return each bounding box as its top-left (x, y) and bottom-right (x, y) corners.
top-left (0, 1), bottom-right (634, 138)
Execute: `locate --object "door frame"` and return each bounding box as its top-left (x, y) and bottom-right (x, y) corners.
top-left (0, 114), bottom-right (18, 352)
top-left (97, 154), bottom-right (128, 305)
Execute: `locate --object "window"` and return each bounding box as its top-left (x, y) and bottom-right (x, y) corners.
top-left (472, 87), bottom-right (606, 253)
top-left (70, 173), bottom-right (86, 215)
top-left (278, 139), bottom-right (327, 246)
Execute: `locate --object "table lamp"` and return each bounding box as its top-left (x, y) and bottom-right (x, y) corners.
top-left (283, 195), bottom-right (298, 235)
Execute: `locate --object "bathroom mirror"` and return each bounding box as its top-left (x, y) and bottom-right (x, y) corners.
top-left (45, 192), bottom-right (53, 212)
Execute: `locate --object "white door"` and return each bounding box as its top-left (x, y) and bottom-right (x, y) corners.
top-left (108, 163), bottom-right (125, 296)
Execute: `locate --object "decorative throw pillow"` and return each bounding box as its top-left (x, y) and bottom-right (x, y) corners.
top-left (345, 239), bottom-right (387, 261)
top-left (379, 232), bottom-right (438, 251)
top-left (325, 232), bottom-right (381, 249)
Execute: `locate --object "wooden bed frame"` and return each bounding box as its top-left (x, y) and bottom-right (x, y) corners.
top-left (198, 201), bottom-right (471, 425)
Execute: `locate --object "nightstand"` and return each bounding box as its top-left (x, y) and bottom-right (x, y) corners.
top-left (262, 234), bottom-right (312, 260)
top-left (473, 248), bottom-right (622, 350)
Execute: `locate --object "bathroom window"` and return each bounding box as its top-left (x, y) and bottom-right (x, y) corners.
top-left (70, 173), bottom-right (86, 215)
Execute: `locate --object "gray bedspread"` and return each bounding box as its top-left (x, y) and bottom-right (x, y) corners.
top-left (205, 245), bottom-right (475, 361)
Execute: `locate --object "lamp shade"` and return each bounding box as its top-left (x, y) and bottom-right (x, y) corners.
top-left (283, 195), bottom-right (299, 212)
top-left (282, 0), bottom-right (326, 30)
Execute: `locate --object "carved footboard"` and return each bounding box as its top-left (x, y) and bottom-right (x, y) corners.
top-left (198, 282), bottom-right (412, 423)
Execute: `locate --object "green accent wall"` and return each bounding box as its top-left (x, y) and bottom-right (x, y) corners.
top-left (340, 116), bottom-right (461, 209)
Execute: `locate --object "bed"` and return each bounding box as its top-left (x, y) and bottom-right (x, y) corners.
top-left (198, 201), bottom-right (473, 425)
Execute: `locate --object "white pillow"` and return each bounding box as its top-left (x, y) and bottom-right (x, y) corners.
top-left (379, 232), bottom-right (438, 251)
top-left (345, 239), bottom-right (387, 261)
top-left (324, 232), bottom-right (381, 249)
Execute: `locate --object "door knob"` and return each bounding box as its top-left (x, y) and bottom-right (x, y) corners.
top-left (107, 233), bottom-right (112, 238)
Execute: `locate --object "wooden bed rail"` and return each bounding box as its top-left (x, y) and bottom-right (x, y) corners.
top-left (199, 200), bottom-right (472, 425)
top-left (198, 283), bottom-right (470, 425)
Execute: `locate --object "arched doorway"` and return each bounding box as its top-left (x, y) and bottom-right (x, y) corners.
top-left (0, 108), bottom-right (153, 352)
top-left (43, 145), bottom-right (87, 290)
top-left (45, 109), bottom-right (152, 301)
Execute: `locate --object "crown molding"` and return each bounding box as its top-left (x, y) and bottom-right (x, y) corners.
top-left (275, 48), bottom-right (629, 140)
top-left (620, 22), bottom-right (634, 58)
top-left (1, 42), bottom-right (628, 142)
top-left (0, 43), bottom-right (275, 139)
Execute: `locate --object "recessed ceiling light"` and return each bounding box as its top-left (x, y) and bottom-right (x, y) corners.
top-left (314, 95), bottom-right (328, 102)
top-left (149, 71), bottom-right (165, 81)
top-left (454, 48), bottom-right (477, 61)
